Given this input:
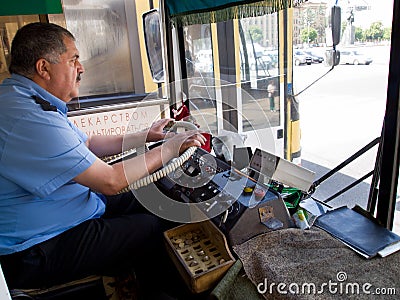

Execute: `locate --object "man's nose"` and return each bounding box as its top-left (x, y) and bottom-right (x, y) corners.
top-left (77, 60), bottom-right (85, 73)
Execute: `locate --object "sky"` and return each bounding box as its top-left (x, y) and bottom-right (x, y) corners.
top-left (310, 0), bottom-right (394, 28)
top-left (349, 0), bottom-right (394, 28)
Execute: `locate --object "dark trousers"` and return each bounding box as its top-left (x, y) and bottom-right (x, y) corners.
top-left (0, 192), bottom-right (178, 292)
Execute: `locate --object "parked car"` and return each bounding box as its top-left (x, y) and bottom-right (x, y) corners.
top-left (339, 50), bottom-right (373, 65)
top-left (304, 50), bottom-right (324, 63)
top-left (263, 50), bottom-right (279, 68)
top-left (294, 50), bottom-right (312, 65)
top-left (250, 55), bottom-right (271, 71)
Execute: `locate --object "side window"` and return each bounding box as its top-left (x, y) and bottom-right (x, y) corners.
top-left (239, 13), bottom-right (281, 130)
top-left (0, 15), bottom-right (40, 82)
top-left (184, 24), bottom-right (218, 134)
top-left (50, 0), bottom-right (135, 97)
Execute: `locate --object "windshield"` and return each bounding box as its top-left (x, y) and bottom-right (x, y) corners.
top-left (293, 1), bottom-right (396, 231)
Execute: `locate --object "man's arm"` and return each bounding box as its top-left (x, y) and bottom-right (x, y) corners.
top-left (74, 130), bottom-right (206, 195)
top-left (86, 118), bottom-right (173, 157)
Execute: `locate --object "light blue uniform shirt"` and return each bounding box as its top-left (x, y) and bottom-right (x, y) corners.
top-left (0, 74), bottom-right (105, 255)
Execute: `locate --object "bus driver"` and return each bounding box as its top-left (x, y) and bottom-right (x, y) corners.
top-left (0, 22), bottom-right (205, 298)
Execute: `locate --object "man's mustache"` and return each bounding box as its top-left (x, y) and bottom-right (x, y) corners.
top-left (76, 72), bottom-right (82, 82)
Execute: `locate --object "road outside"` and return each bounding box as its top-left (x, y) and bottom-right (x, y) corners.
top-left (294, 44), bottom-right (399, 233)
top-left (296, 45), bottom-right (389, 177)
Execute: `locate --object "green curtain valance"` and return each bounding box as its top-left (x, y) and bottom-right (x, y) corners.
top-left (165, 0), bottom-right (307, 26)
top-left (0, 0), bottom-right (63, 16)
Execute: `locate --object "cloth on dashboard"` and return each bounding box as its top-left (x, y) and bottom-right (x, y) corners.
top-left (233, 227), bottom-right (400, 300)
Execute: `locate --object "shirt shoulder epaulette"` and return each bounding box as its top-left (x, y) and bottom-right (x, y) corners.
top-left (33, 95), bottom-right (57, 112)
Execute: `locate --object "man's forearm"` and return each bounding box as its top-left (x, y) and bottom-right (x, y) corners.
top-left (87, 130), bottom-right (149, 157)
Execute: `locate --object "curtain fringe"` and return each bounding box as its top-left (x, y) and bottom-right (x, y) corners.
top-left (170, 0), bottom-right (308, 26)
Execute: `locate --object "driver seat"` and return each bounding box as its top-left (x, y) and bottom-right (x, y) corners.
top-left (9, 275), bottom-right (106, 300)
top-left (1, 263), bottom-right (138, 300)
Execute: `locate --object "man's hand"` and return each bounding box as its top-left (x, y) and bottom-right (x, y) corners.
top-left (162, 130), bottom-right (206, 158)
top-left (146, 118), bottom-right (174, 142)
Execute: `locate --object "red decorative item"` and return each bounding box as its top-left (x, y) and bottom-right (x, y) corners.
top-left (172, 101), bottom-right (212, 153)
top-left (200, 132), bottom-right (212, 153)
top-left (173, 103), bottom-right (190, 121)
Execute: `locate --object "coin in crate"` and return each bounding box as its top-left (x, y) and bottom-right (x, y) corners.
top-left (164, 220), bottom-right (235, 293)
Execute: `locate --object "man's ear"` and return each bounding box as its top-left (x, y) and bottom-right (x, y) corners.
top-left (35, 58), bottom-right (51, 80)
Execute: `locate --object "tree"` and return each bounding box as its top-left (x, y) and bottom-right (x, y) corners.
top-left (365, 21), bottom-right (384, 41)
top-left (354, 27), bottom-right (364, 42)
top-left (247, 26), bottom-right (263, 44)
top-left (383, 27), bottom-right (392, 40)
top-left (300, 27), bottom-right (318, 44)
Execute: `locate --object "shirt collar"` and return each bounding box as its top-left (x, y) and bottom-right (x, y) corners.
top-left (10, 74), bottom-right (69, 115)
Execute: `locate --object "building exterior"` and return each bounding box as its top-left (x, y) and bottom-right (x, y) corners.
top-left (293, 1), bottom-right (328, 47)
top-left (241, 13), bottom-right (279, 49)
top-left (239, 1), bottom-right (328, 49)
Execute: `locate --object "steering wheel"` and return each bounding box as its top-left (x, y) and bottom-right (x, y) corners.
top-left (114, 121), bottom-right (199, 192)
